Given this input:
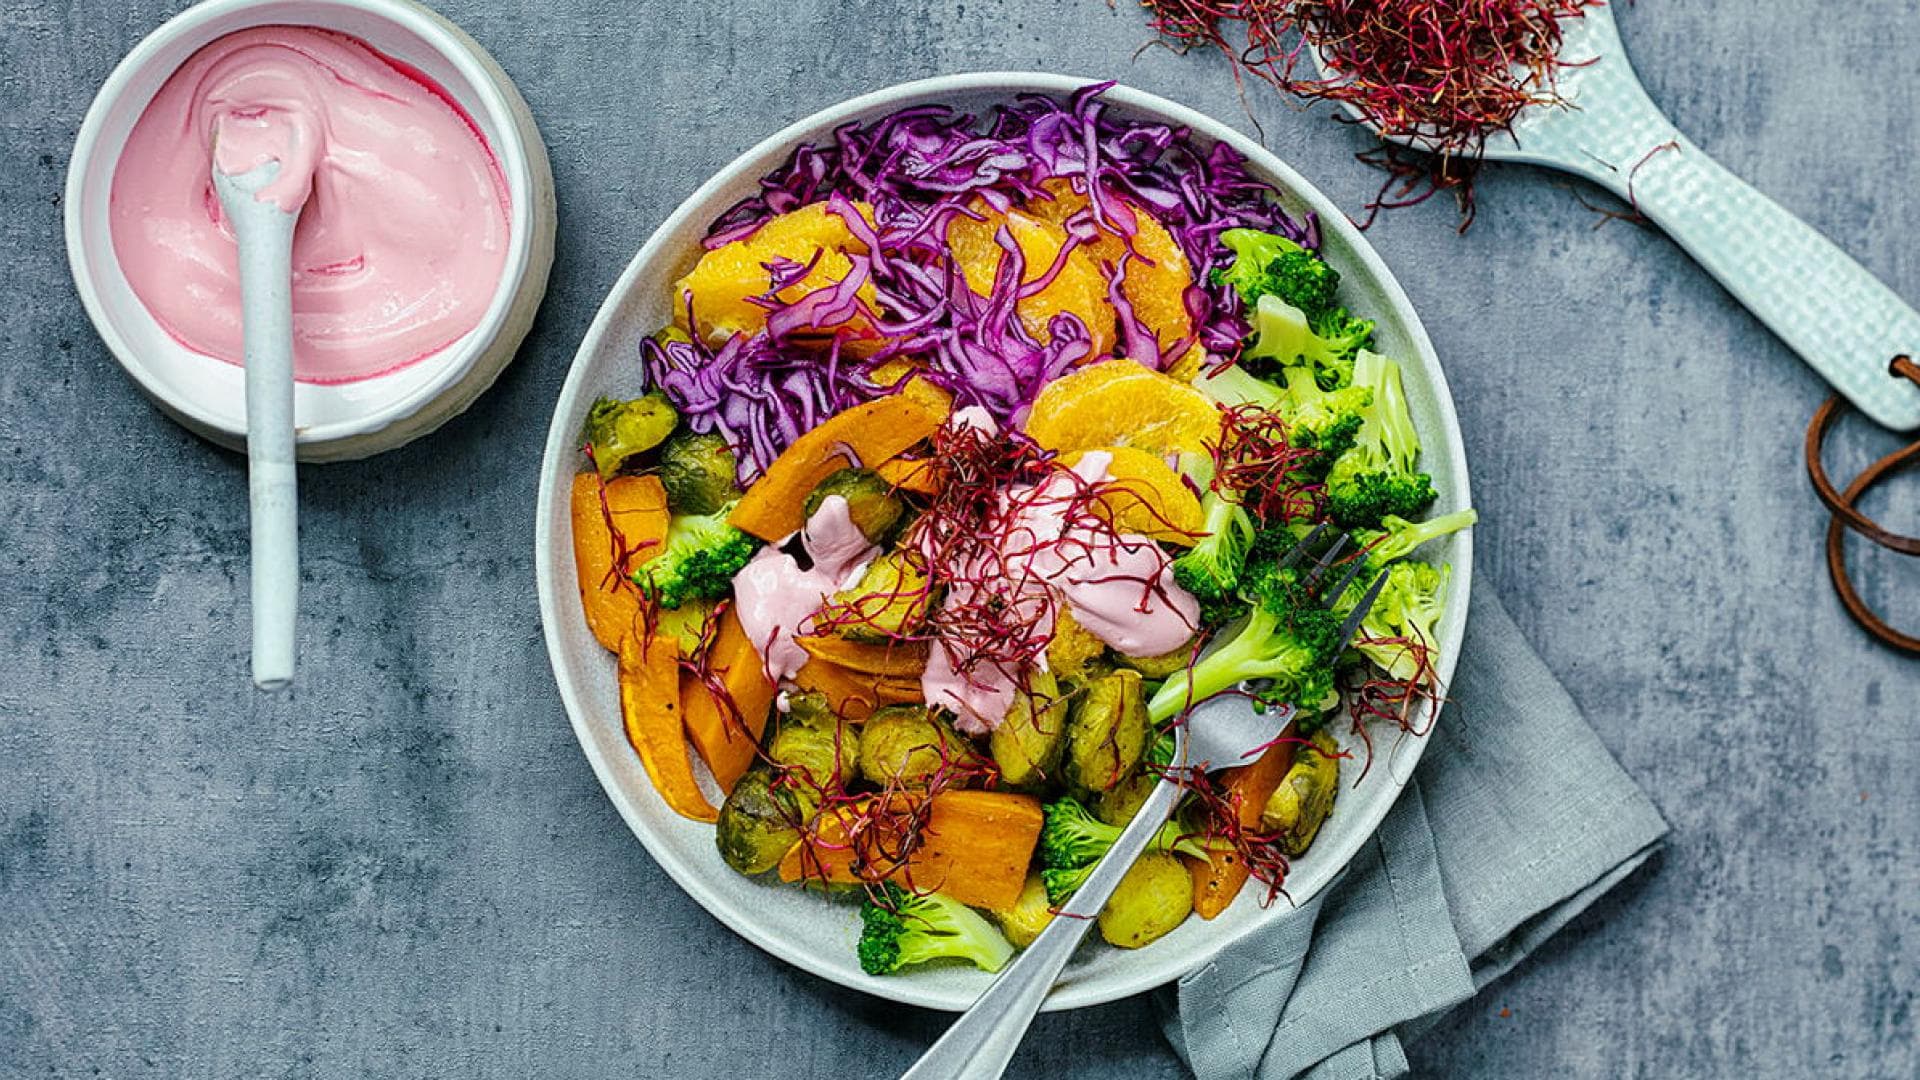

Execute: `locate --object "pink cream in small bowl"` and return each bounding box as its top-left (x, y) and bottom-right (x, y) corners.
top-left (111, 25), bottom-right (510, 385)
top-left (67, 0), bottom-right (555, 461)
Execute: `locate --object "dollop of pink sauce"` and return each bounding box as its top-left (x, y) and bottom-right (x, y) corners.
top-left (109, 26), bottom-right (511, 384)
top-left (730, 496), bottom-right (877, 684)
top-left (923, 449), bottom-right (1200, 734)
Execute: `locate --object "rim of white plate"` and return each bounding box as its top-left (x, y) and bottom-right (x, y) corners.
top-left (534, 72), bottom-right (1472, 1012)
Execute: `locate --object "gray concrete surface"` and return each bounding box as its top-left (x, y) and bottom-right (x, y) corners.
top-left (3, 2), bottom-right (1916, 1076)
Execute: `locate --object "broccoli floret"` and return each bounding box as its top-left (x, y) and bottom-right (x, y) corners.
top-left (1038, 796), bottom-right (1211, 871)
top-left (1040, 862), bottom-right (1095, 907)
top-left (632, 503), bottom-right (760, 609)
top-left (1355, 509), bottom-right (1478, 566)
top-left (1307, 309), bottom-right (1375, 387)
top-left (1212, 229), bottom-right (1341, 317)
top-left (1213, 229), bottom-right (1304, 305)
top-left (856, 883), bottom-right (1015, 976)
top-left (1244, 294), bottom-right (1373, 388)
top-left (1172, 491), bottom-right (1254, 625)
top-left (1324, 351), bottom-right (1437, 529)
top-left (1353, 561), bottom-right (1451, 683)
top-left (1195, 362), bottom-right (1371, 466)
top-left (1145, 566), bottom-right (1345, 723)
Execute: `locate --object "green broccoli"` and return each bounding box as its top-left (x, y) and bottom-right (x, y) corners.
top-left (1038, 796), bottom-right (1212, 872)
top-left (1146, 564), bottom-right (1345, 723)
top-left (1195, 362), bottom-right (1371, 466)
top-left (1355, 509), bottom-right (1478, 566)
top-left (1244, 294), bottom-right (1374, 391)
top-left (632, 502), bottom-right (760, 609)
top-left (1172, 491), bottom-right (1255, 625)
top-left (1324, 351), bottom-right (1437, 529)
top-left (1353, 561), bottom-right (1451, 683)
top-left (1212, 229), bottom-right (1340, 317)
top-left (856, 883), bottom-right (1015, 976)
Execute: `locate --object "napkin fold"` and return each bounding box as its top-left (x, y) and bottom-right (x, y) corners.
top-left (1158, 584), bottom-right (1668, 1080)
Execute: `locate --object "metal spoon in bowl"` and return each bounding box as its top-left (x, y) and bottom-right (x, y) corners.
top-left (210, 124), bottom-right (309, 690)
top-left (1310, 1), bottom-right (1920, 432)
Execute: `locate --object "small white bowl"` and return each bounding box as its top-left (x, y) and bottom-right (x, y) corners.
top-left (65, 0), bottom-right (555, 462)
top-left (534, 73), bottom-right (1474, 1012)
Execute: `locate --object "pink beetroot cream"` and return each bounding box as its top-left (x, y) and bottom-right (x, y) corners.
top-left (110, 26), bottom-right (510, 384)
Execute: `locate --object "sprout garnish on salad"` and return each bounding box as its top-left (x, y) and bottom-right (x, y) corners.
top-left (567, 84), bottom-right (1475, 973)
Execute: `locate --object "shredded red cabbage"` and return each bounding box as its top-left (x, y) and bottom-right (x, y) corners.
top-left (648, 83), bottom-right (1316, 481)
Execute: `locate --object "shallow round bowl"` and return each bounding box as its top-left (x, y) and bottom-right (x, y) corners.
top-left (66, 0), bottom-right (556, 462)
top-left (534, 73), bottom-right (1472, 1011)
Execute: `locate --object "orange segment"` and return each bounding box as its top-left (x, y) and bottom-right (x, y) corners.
top-left (674, 201), bottom-right (878, 346)
top-left (1024, 358), bottom-right (1221, 458)
top-left (947, 206), bottom-right (1116, 358)
top-left (1031, 179), bottom-right (1196, 366)
top-left (1064, 446), bottom-right (1206, 544)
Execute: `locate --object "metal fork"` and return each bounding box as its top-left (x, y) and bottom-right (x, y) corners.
top-left (900, 527), bottom-right (1387, 1080)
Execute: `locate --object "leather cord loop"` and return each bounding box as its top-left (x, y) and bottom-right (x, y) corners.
top-left (1805, 356), bottom-right (1920, 654)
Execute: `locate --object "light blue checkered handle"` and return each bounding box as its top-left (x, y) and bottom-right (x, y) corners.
top-left (1485, 3), bottom-right (1920, 431)
top-left (1607, 139), bottom-right (1920, 431)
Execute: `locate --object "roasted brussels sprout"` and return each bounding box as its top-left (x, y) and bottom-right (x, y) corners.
top-left (1259, 729), bottom-right (1341, 856)
top-left (1114, 635), bottom-right (1200, 680)
top-left (1064, 669), bottom-right (1150, 794)
top-left (988, 669), bottom-right (1069, 788)
top-left (858, 705), bottom-right (978, 787)
top-left (659, 432), bottom-right (741, 514)
top-left (770, 694), bottom-right (859, 798)
top-left (804, 468), bottom-right (907, 545)
top-left (994, 873), bottom-right (1056, 949)
top-left (822, 551), bottom-right (933, 642)
top-left (1046, 606), bottom-right (1107, 685)
top-left (1097, 851), bottom-right (1193, 949)
top-left (583, 393), bottom-right (677, 478)
top-left (785, 689), bottom-right (839, 729)
top-left (715, 770), bottom-right (802, 876)
top-left (1095, 730), bottom-right (1179, 824)
top-left (653, 599), bottom-right (717, 655)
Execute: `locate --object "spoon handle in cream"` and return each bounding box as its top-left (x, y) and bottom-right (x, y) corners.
top-left (214, 162), bottom-right (301, 690)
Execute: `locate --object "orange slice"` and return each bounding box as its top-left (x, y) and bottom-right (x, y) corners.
top-left (1031, 179), bottom-right (1196, 366)
top-left (674, 201), bottom-right (878, 346)
top-left (947, 206), bottom-right (1116, 358)
top-left (1024, 359), bottom-right (1221, 458)
top-left (1064, 446), bottom-right (1206, 544)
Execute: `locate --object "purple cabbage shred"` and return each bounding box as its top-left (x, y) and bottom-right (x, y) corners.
top-left (649, 83), bottom-right (1317, 481)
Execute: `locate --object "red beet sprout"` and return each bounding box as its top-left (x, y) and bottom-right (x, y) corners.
top-left (1210, 402), bottom-right (1327, 522)
top-left (1142, 0), bottom-right (1600, 229)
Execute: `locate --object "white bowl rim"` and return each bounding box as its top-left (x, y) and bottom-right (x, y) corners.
top-left (534, 71), bottom-right (1473, 1011)
top-left (63, 0), bottom-right (541, 448)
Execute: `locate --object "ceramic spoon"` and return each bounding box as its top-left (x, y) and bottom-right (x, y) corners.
top-left (210, 145), bottom-right (306, 690)
top-left (1313, 1), bottom-right (1920, 431)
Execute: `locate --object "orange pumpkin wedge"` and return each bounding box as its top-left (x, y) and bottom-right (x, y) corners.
top-left (681, 606), bottom-right (775, 795)
top-left (790, 658), bottom-right (923, 722)
top-left (797, 635), bottom-right (931, 677)
top-left (778, 789), bottom-right (1042, 910)
top-left (1186, 731), bottom-right (1298, 918)
top-left (730, 395), bottom-right (947, 542)
top-left (571, 473), bottom-right (670, 652)
top-left (619, 629), bottom-right (717, 823)
top-left (875, 455), bottom-right (944, 497)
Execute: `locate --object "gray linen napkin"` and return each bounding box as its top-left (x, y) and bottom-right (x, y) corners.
top-left (1157, 583), bottom-right (1669, 1080)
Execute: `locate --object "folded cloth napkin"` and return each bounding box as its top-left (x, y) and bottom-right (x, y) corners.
top-left (1158, 584), bottom-right (1669, 1080)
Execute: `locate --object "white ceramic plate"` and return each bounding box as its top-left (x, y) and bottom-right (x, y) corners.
top-left (534, 73), bottom-right (1472, 1012)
